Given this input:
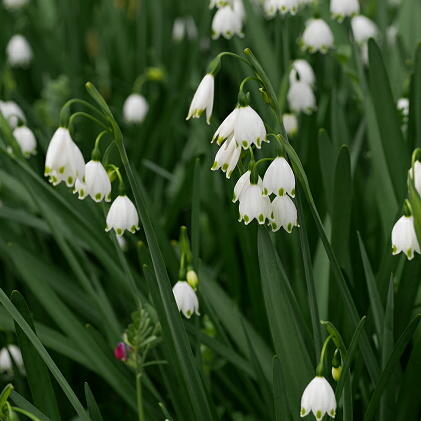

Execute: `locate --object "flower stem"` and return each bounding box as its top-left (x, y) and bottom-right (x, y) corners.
top-left (316, 335), bottom-right (333, 376)
top-left (136, 371), bottom-right (144, 421)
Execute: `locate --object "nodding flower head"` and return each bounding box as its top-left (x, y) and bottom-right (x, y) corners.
top-left (211, 4), bottom-right (244, 40)
top-left (6, 34), bottom-right (33, 67)
top-left (211, 137), bottom-right (242, 179)
top-left (282, 113), bottom-right (298, 136)
top-left (123, 93), bottom-right (149, 124)
top-left (351, 15), bottom-right (377, 44)
top-left (44, 127), bottom-right (85, 188)
top-left (187, 74), bottom-right (215, 124)
top-left (105, 195), bottom-right (140, 236)
top-left (238, 183), bottom-right (271, 225)
top-left (300, 376), bottom-right (337, 420)
top-left (13, 126), bottom-right (37, 157)
top-left (172, 281), bottom-right (200, 318)
top-left (287, 81), bottom-right (316, 114)
top-left (301, 19), bottom-right (334, 54)
top-left (330, 0), bottom-right (359, 22)
top-left (289, 59), bottom-right (315, 86)
top-left (391, 215), bottom-right (420, 260)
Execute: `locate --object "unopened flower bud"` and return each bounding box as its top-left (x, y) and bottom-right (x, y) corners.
top-left (332, 366), bottom-right (342, 382)
top-left (186, 269), bottom-right (199, 289)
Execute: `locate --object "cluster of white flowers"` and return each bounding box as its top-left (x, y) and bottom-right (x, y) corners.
top-left (6, 34), bottom-right (32, 67)
top-left (172, 16), bottom-right (198, 42)
top-left (210, 0), bottom-right (245, 40)
top-left (301, 19), bottom-right (334, 54)
top-left (123, 93), bottom-right (149, 124)
top-left (391, 160), bottom-right (421, 260)
top-left (287, 59), bottom-right (316, 115)
top-left (187, 71), bottom-right (298, 232)
top-left (300, 376), bottom-right (337, 420)
top-left (0, 100), bottom-right (37, 156)
top-left (44, 127), bottom-right (139, 236)
top-left (263, 0), bottom-right (312, 18)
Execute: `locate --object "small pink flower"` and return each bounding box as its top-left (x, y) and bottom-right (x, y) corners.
top-left (114, 342), bottom-right (130, 361)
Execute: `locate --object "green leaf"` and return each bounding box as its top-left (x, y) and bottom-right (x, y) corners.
top-left (11, 291), bottom-right (61, 421)
top-left (258, 227), bottom-right (313, 418)
top-left (368, 39), bottom-right (408, 202)
top-left (0, 288), bottom-right (89, 420)
top-left (84, 383), bottom-right (103, 421)
top-left (364, 314), bottom-right (421, 421)
top-left (358, 233), bottom-right (385, 341)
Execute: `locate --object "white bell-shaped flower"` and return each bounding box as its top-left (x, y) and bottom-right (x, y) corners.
top-left (288, 81), bottom-right (316, 114)
top-left (391, 215), bottom-right (420, 260)
top-left (300, 376), bottom-right (337, 420)
top-left (6, 34), bottom-right (33, 67)
top-left (302, 19), bottom-right (334, 54)
top-left (0, 100), bottom-right (25, 128)
top-left (123, 93), bottom-right (149, 124)
top-left (351, 15), bottom-right (377, 44)
top-left (233, 170), bottom-right (251, 203)
top-left (269, 195), bottom-right (298, 233)
top-left (212, 108), bottom-right (239, 145)
top-left (263, 0), bottom-right (280, 17)
top-left (211, 5), bottom-right (244, 39)
top-left (3, 0), bottom-right (29, 10)
top-left (211, 137), bottom-right (242, 178)
top-left (187, 73), bottom-right (214, 124)
top-left (330, 0), bottom-right (359, 22)
top-left (13, 126), bottom-right (36, 157)
top-left (83, 160), bottom-right (112, 202)
top-left (283, 113), bottom-right (298, 136)
top-left (213, 105), bottom-right (266, 149)
top-left (173, 281), bottom-right (199, 318)
top-left (290, 59), bottom-right (315, 86)
top-left (235, 106), bottom-right (267, 149)
top-left (262, 156), bottom-right (295, 197)
top-left (278, 0), bottom-right (299, 15)
top-left (44, 127), bottom-right (85, 187)
top-left (412, 161), bottom-right (421, 197)
top-left (106, 195), bottom-right (140, 236)
top-left (397, 98), bottom-right (409, 118)
top-left (238, 183), bottom-right (271, 225)
top-left (0, 345), bottom-right (23, 374)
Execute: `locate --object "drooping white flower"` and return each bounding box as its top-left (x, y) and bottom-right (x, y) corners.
top-left (212, 108), bottom-right (239, 145)
top-left (123, 93), bottom-right (149, 124)
top-left (330, 0), bottom-right (359, 22)
top-left (300, 376), bottom-right (337, 420)
top-left (212, 105), bottom-right (267, 149)
top-left (391, 215), bottom-right (420, 260)
top-left (0, 345), bottom-right (23, 374)
top-left (172, 281), bottom-right (200, 318)
top-left (262, 156), bottom-right (295, 197)
top-left (269, 195), bottom-right (298, 233)
top-left (283, 113), bottom-right (298, 136)
top-left (6, 34), bottom-right (33, 67)
top-left (233, 170), bottom-right (251, 203)
top-left (290, 59), bottom-right (315, 86)
top-left (278, 0), bottom-right (299, 15)
top-left (12, 126), bottom-right (36, 157)
top-left (211, 5), bottom-right (244, 40)
top-left (106, 195), bottom-right (140, 236)
top-left (287, 81), bottom-right (316, 114)
top-left (263, 0), bottom-right (280, 17)
top-left (172, 17), bottom-right (198, 41)
top-left (412, 161), bottom-right (421, 197)
top-left (211, 137), bottom-right (242, 178)
top-left (397, 98), bottom-right (409, 118)
top-left (302, 19), bottom-right (334, 54)
top-left (351, 15), bottom-right (377, 44)
top-left (0, 100), bottom-right (25, 128)
top-left (238, 183), bottom-right (271, 225)
top-left (187, 74), bottom-right (214, 124)
top-left (3, 0), bottom-right (29, 10)
top-left (82, 160), bottom-right (111, 202)
top-left (44, 127), bottom-right (85, 188)
top-left (235, 106), bottom-right (267, 149)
